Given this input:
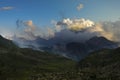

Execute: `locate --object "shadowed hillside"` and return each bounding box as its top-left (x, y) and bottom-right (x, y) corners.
top-left (0, 35), bottom-right (17, 49)
top-left (77, 48), bottom-right (120, 79)
top-left (0, 35), bottom-right (76, 80)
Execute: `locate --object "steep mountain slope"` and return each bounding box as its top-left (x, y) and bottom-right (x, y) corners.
top-left (77, 48), bottom-right (120, 79)
top-left (0, 35), bottom-right (17, 49)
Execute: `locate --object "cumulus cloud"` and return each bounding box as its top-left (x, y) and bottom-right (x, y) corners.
top-left (100, 21), bottom-right (120, 41)
top-left (23, 20), bottom-right (36, 32)
top-left (55, 18), bottom-right (120, 42)
top-left (14, 18), bottom-right (120, 44)
top-left (77, 4), bottom-right (84, 11)
top-left (15, 20), bottom-right (56, 40)
top-left (85, 23), bottom-right (114, 41)
top-left (57, 18), bottom-right (95, 32)
top-left (15, 20), bottom-right (37, 40)
top-left (0, 6), bottom-right (14, 11)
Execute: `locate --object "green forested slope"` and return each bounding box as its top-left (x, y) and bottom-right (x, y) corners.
top-left (0, 35), bottom-right (75, 80)
top-left (77, 48), bottom-right (120, 80)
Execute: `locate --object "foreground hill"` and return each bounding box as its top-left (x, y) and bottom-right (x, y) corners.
top-left (0, 48), bottom-right (76, 80)
top-left (77, 48), bottom-right (120, 80)
top-left (0, 35), bottom-right (75, 80)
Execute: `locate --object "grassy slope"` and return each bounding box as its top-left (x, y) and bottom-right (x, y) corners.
top-left (0, 35), bottom-right (78, 80)
top-left (0, 48), bottom-right (75, 80)
top-left (77, 48), bottom-right (120, 80)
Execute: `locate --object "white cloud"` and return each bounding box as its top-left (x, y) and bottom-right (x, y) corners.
top-left (15, 20), bottom-right (37, 40)
top-left (0, 6), bottom-right (14, 11)
top-left (86, 23), bottom-right (114, 41)
top-left (24, 20), bottom-right (36, 32)
top-left (100, 21), bottom-right (120, 41)
top-left (57, 18), bottom-right (95, 32)
top-left (56, 18), bottom-right (120, 41)
top-left (77, 4), bottom-right (84, 11)
top-left (13, 18), bottom-right (120, 42)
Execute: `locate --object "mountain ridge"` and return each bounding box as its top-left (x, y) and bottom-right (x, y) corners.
top-left (13, 35), bottom-right (119, 60)
top-left (65, 36), bottom-right (118, 60)
top-left (0, 35), bottom-right (18, 49)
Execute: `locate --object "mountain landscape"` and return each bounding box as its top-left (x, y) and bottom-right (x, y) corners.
top-left (0, 0), bottom-right (120, 80)
top-left (14, 35), bottom-right (118, 61)
top-left (0, 35), bottom-right (120, 80)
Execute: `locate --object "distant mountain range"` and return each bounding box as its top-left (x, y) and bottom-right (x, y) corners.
top-left (13, 36), bottom-right (118, 61)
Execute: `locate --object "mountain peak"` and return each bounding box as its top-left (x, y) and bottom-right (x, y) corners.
top-left (86, 36), bottom-right (116, 46)
top-left (87, 36), bottom-right (109, 41)
top-left (0, 35), bottom-right (4, 39)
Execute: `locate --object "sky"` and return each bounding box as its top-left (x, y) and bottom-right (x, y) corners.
top-left (0, 0), bottom-right (120, 39)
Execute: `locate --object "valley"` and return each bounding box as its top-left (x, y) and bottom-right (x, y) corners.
top-left (0, 35), bottom-right (120, 80)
